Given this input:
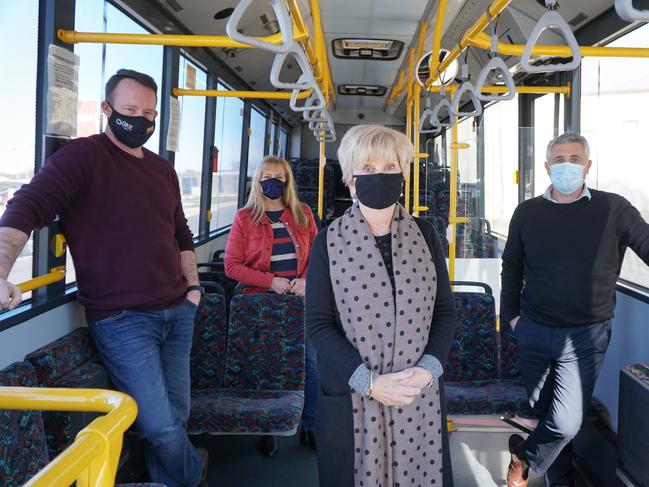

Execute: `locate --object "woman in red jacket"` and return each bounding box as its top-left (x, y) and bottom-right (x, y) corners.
top-left (225, 155), bottom-right (319, 446)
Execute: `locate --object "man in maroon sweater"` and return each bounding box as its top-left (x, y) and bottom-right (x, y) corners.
top-left (0, 69), bottom-right (208, 487)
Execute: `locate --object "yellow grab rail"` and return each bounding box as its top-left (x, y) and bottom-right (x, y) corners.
top-left (425, 84), bottom-right (571, 95)
top-left (0, 388), bottom-right (137, 487)
top-left (17, 267), bottom-right (66, 294)
top-left (412, 23), bottom-right (428, 217)
top-left (405, 47), bottom-right (415, 213)
top-left (467, 30), bottom-right (649, 59)
top-left (425, 0), bottom-right (513, 89)
top-left (58, 28), bottom-right (308, 49)
top-left (429, 0), bottom-right (448, 83)
top-left (173, 88), bottom-right (313, 100)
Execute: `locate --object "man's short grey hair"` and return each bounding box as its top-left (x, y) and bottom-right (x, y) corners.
top-left (546, 132), bottom-right (590, 161)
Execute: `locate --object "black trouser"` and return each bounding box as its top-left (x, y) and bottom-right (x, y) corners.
top-left (515, 316), bottom-right (611, 486)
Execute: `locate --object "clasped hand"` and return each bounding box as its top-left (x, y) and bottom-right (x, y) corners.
top-left (270, 277), bottom-right (306, 296)
top-left (368, 367), bottom-right (434, 407)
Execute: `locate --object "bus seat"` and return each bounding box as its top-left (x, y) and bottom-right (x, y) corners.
top-left (445, 284), bottom-right (527, 415)
top-left (190, 293), bottom-right (229, 391)
top-left (445, 290), bottom-right (499, 382)
top-left (188, 293), bottom-right (305, 438)
top-left (0, 361), bottom-right (49, 486)
top-left (25, 328), bottom-right (110, 459)
top-left (500, 319), bottom-right (522, 380)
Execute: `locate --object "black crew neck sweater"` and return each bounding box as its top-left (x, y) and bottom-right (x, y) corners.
top-left (500, 188), bottom-right (649, 327)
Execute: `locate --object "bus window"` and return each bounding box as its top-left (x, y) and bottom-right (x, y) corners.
top-left (582, 23), bottom-right (649, 289)
top-left (484, 95), bottom-right (519, 240)
top-left (212, 83), bottom-right (243, 231)
top-left (0, 2), bottom-right (38, 297)
top-left (175, 55), bottom-right (207, 237)
top-left (534, 94), bottom-right (564, 197)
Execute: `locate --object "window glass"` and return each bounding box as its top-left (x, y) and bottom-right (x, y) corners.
top-left (582, 24), bottom-right (649, 289)
top-left (269, 123), bottom-right (277, 155)
top-left (211, 83), bottom-right (243, 230)
top-left (175, 55), bottom-right (207, 237)
top-left (483, 96), bottom-right (519, 238)
top-left (533, 94), bottom-right (564, 196)
top-left (0, 2), bottom-right (38, 297)
top-left (279, 128), bottom-right (289, 159)
top-left (247, 108), bottom-right (266, 177)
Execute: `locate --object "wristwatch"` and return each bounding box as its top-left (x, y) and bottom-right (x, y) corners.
top-left (186, 285), bottom-right (205, 294)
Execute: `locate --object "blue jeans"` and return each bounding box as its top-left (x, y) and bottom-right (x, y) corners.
top-left (516, 316), bottom-right (611, 486)
top-left (88, 299), bottom-right (204, 487)
top-left (303, 337), bottom-right (320, 431)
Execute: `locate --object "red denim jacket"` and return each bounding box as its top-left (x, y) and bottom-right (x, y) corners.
top-left (224, 204), bottom-right (318, 291)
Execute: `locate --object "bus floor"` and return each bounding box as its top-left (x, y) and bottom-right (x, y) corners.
top-left (189, 417), bottom-right (590, 487)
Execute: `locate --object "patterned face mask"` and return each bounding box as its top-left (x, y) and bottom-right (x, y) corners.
top-left (260, 178), bottom-right (286, 200)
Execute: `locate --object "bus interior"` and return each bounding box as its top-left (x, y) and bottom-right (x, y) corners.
top-left (1, 0), bottom-right (649, 486)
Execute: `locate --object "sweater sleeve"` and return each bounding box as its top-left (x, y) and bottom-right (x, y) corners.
top-left (0, 142), bottom-right (90, 235)
top-left (170, 169), bottom-right (195, 252)
top-left (305, 229), bottom-right (364, 386)
top-left (500, 206), bottom-right (525, 325)
top-left (224, 212), bottom-right (275, 289)
top-left (618, 199), bottom-right (649, 266)
top-left (415, 218), bottom-right (457, 369)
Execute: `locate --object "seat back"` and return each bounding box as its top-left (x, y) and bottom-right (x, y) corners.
top-left (25, 328), bottom-right (97, 386)
top-left (190, 293), bottom-right (229, 390)
top-left (25, 328), bottom-right (110, 459)
top-left (0, 361), bottom-right (49, 486)
top-left (446, 286), bottom-right (498, 382)
top-left (225, 293), bottom-right (305, 391)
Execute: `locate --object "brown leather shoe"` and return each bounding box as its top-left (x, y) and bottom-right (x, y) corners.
top-left (507, 434), bottom-right (530, 487)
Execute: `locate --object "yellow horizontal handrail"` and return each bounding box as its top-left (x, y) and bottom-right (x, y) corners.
top-left (425, 84), bottom-right (570, 95)
top-left (57, 28), bottom-right (308, 49)
top-left (0, 387), bottom-right (137, 487)
top-left (468, 31), bottom-right (649, 59)
top-left (173, 88), bottom-right (312, 100)
top-left (17, 267), bottom-right (66, 294)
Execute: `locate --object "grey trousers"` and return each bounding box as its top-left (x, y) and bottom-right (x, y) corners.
top-left (515, 315), bottom-right (611, 486)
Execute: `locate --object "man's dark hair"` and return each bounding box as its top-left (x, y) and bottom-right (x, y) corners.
top-left (105, 69), bottom-right (158, 103)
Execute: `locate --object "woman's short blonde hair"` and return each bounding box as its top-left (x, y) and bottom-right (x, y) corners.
top-left (337, 124), bottom-right (413, 185)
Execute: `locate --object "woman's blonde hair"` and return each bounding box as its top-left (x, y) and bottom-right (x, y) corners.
top-left (244, 155), bottom-right (310, 227)
top-left (337, 124), bottom-right (413, 185)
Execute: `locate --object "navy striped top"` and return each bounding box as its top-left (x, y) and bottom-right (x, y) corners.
top-left (266, 210), bottom-right (297, 280)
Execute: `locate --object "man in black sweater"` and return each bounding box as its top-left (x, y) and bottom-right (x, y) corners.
top-left (501, 132), bottom-right (649, 487)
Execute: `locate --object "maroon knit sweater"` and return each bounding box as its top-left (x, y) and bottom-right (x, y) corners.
top-left (0, 133), bottom-right (194, 319)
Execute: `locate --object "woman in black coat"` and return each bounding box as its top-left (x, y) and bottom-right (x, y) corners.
top-left (305, 124), bottom-right (457, 487)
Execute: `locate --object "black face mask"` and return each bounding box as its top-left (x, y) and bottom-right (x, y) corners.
top-left (354, 172), bottom-right (404, 210)
top-left (107, 103), bottom-right (156, 149)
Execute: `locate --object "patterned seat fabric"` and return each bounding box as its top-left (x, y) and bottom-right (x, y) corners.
top-left (0, 361), bottom-right (49, 487)
top-left (25, 328), bottom-right (97, 386)
top-left (189, 293), bottom-right (305, 436)
top-left (225, 293), bottom-right (305, 391)
top-left (446, 292), bottom-right (498, 382)
top-left (191, 293), bottom-right (228, 390)
top-left (189, 389), bottom-right (304, 434)
top-left (446, 380), bottom-right (527, 415)
top-left (25, 328), bottom-right (110, 459)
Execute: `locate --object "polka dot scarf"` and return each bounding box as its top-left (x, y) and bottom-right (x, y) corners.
top-left (327, 203), bottom-right (443, 487)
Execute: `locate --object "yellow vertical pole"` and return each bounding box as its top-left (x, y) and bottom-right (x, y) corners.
top-left (449, 121), bottom-right (459, 281)
top-left (412, 23), bottom-right (427, 217)
top-left (405, 48), bottom-right (415, 213)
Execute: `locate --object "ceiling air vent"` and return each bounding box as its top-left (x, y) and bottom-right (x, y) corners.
top-left (332, 38), bottom-right (404, 61)
top-left (568, 12), bottom-right (588, 27)
top-left (338, 84), bottom-right (387, 96)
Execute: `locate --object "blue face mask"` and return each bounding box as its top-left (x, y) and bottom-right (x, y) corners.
top-left (550, 162), bottom-right (585, 195)
top-left (260, 178), bottom-right (286, 200)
